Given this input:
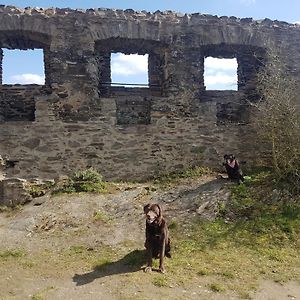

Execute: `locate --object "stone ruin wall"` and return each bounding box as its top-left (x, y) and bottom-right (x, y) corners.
top-left (0, 5), bottom-right (300, 181)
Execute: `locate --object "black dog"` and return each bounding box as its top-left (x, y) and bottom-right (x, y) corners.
top-left (143, 203), bottom-right (171, 273)
top-left (223, 154), bottom-right (244, 184)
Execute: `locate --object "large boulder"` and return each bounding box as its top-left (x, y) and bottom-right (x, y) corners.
top-left (0, 178), bottom-right (32, 207)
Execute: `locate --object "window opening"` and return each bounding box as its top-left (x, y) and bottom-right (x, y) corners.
top-left (111, 53), bottom-right (148, 88)
top-left (204, 57), bottom-right (237, 91)
top-left (2, 49), bottom-right (45, 85)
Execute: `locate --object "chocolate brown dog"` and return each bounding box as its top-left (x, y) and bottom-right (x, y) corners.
top-left (143, 203), bottom-right (171, 273)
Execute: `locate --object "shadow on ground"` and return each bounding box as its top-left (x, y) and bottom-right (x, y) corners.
top-left (73, 249), bottom-right (146, 286)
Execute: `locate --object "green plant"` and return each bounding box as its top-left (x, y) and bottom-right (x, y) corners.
top-left (72, 168), bottom-right (103, 182)
top-left (53, 168), bottom-right (107, 194)
top-left (25, 181), bottom-right (54, 198)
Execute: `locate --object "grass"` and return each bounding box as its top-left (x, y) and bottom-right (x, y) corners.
top-left (0, 249), bottom-right (26, 259)
top-left (163, 171), bottom-right (300, 296)
top-left (208, 283), bottom-right (225, 293)
top-left (92, 210), bottom-right (112, 223)
top-left (0, 171), bottom-right (299, 298)
top-left (153, 166), bottom-right (212, 187)
top-left (31, 286), bottom-right (55, 300)
top-left (152, 276), bottom-right (169, 287)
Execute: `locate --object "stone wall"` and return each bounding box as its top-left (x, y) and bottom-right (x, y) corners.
top-left (0, 6), bottom-right (299, 180)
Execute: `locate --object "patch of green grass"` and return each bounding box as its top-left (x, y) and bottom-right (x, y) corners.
top-left (93, 258), bottom-right (113, 271)
top-left (168, 220), bottom-right (178, 230)
top-left (153, 166), bottom-right (212, 187)
top-left (208, 283), bottom-right (225, 293)
top-left (31, 286), bottom-right (55, 300)
top-left (92, 210), bottom-right (111, 223)
top-left (152, 275), bottom-right (169, 287)
top-left (68, 245), bottom-right (86, 255)
top-left (197, 268), bottom-right (210, 276)
top-left (165, 171), bottom-right (300, 296)
top-left (31, 295), bottom-right (44, 300)
top-left (0, 249), bottom-right (26, 259)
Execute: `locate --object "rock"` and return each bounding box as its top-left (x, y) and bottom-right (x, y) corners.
top-left (0, 178), bottom-right (32, 207)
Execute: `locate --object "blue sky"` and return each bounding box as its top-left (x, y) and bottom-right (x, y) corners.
top-left (1, 0), bottom-right (299, 89)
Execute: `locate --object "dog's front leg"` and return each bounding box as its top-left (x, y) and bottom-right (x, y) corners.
top-left (159, 236), bottom-right (166, 273)
top-left (144, 242), bottom-right (153, 273)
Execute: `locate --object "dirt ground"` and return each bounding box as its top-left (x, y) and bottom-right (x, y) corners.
top-left (0, 175), bottom-right (299, 300)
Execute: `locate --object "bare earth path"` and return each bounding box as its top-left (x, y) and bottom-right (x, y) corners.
top-left (0, 176), bottom-right (299, 300)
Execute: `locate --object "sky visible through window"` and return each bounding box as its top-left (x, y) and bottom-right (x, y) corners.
top-left (2, 49), bottom-right (45, 84)
top-left (204, 57), bottom-right (238, 90)
top-left (2, 50), bottom-right (238, 90)
top-left (111, 53), bottom-right (149, 87)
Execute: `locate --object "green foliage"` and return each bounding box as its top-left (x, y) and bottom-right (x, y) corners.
top-left (25, 181), bottom-right (54, 198)
top-left (53, 168), bottom-right (107, 194)
top-left (73, 168), bottom-right (103, 183)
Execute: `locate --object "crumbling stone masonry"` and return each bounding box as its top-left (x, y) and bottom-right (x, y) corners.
top-left (0, 6), bottom-right (299, 180)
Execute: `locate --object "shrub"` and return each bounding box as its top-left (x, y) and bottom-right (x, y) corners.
top-left (253, 50), bottom-right (300, 194)
top-left (54, 168), bottom-right (107, 194)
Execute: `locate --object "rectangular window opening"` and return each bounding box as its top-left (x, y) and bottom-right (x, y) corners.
top-left (204, 57), bottom-right (238, 91)
top-left (111, 52), bottom-right (149, 88)
top-left (2, 48), bottom-right (45, 85)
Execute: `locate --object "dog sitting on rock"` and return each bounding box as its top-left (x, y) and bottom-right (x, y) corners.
top-left (223, 154), bottom-right (244, 184)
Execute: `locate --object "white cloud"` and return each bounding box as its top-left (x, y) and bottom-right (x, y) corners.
top-left (204, 57), bottom-right (237, 90)
top-left (111, 53), bottom-right (148, 76)
top-left (205, 57), bottom-right (237, 71)
top-left (294, 21), bottom-right (300, 25)
top-left (10, 73), bottom-right (44, 84)
top-left (205, 72), bottom-right (237, 86)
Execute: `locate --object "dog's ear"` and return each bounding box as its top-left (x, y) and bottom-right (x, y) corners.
top-left (156, 204), bottom-right (163, 223)
top-left (143, 204), bottom-right (151, 214)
